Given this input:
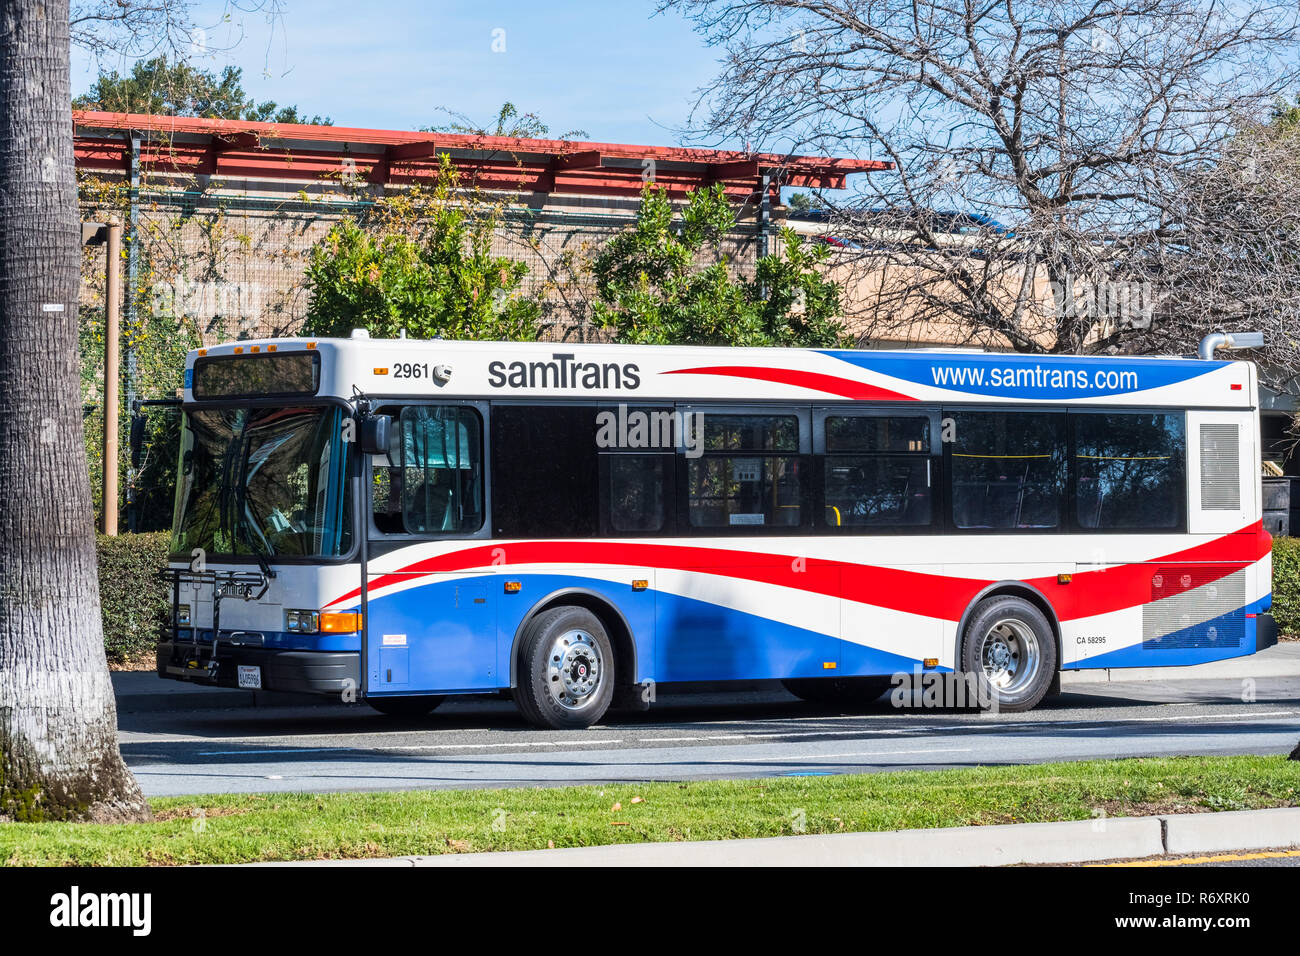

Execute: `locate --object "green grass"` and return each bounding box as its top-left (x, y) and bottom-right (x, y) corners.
top-left (3, 755), bottom-right (1298, 866)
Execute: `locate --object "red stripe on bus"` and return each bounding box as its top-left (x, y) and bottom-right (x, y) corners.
top-left (662, 365), bottom-right (917, 401)
top-left (330, 522), bottom-right (1267, 624)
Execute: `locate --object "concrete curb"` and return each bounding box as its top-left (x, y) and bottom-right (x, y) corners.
top-left (1163, 806), bottom-right (1300, 856)
top-left (412, 817), bottom-right (1165, 867)
top-left (1063, 644), bottom-right (1300, 684)
top-left (247, 806), bottom-right (1300, 867)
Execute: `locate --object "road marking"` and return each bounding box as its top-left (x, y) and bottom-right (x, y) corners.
top-left (712, 743), bottom-right (977, 764)
top-left (148, 709), bottom-right (1300, 754)
top-left (196, 739), bottom-right (624, 756)
top-left (651, 729), bottom-right (912, 742)
top-left (1097, 848), bottom-right (1300, 867)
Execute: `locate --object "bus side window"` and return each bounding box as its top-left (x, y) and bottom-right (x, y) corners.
top-left (370, 407), bottom-right (405, 535)
top-left (946, 410), bottom-right (1066, 530)
top-left (491, 404), bottom-right (600, 538)
top-left (399, 406), bottom-right (484, 535)
top-left (1071, 411), bottom-right (1184, 530)
top-left (603, 454), bottom-right (671, 533)
top-left (822, 415), bottom-right (933, 529)
top-left (685, 413), bottom-right (805, 531)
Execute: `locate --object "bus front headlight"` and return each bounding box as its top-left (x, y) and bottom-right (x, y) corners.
top-left (285, 609), bottom-right (319, 633)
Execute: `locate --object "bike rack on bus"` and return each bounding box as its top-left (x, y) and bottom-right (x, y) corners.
top-left (160, 568), bottom-right (271, 680)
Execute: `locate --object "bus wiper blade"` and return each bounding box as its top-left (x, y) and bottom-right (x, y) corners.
top-left (244, 534), bottom-right (276, 581)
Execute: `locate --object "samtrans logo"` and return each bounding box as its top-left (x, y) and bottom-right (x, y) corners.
top-left (488, 353), bottom-right (641, 390)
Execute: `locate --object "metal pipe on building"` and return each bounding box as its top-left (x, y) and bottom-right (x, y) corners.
top-left (102, 222), bottom-right (122, 535)
top-left (1198, 331), bottom-right (1265, 360)
top-left (125, 135), bottom-right (141, 532)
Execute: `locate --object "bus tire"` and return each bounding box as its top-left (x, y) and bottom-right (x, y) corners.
top-left (367, 695), bottom-right (444, 718)
top-left (960, 596), bottom-right (1057, 713)
top-left (781, 676), bottom-right (892, 707)
top-left (514, 606), bottom-right (614, 730)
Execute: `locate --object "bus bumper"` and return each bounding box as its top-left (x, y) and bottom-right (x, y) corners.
top-left (1256, 613), bottom-right (1278, 653)
top-left (156, 641), bottom-right (360, 696)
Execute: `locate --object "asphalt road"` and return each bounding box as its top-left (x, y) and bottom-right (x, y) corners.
top-left (117, 675), bottom-right (1300, 798)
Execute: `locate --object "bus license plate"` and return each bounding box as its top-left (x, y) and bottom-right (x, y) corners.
top-left (237, 665), bottom-right (262, 689)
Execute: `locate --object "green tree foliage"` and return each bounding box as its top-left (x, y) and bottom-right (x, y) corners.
top-left (79, 296), bottom-right (198, 529)
top-left (1273, 536), bottom-right (1300, 637)
top-left (786, 191), bottom-right (813, 213)
top-left (74, 56), bottom-right (331, 125)
top-left (95, 532), bottom-right (171, 664)
top-left (591, 183), bottom-right (850, 347)
top-left (302, 154), bottom-right (542, 341)
top-left (426, 101), bottom-right (586, 140)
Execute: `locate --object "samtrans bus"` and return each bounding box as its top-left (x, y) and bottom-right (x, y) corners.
top-left (157, 333), bottom-right (1277, 728)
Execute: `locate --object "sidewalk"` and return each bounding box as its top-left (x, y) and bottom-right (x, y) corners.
top-left (250, 805), bottom-right (1300, 867)
top-left (1061, 641), bottom-right (1300, 684)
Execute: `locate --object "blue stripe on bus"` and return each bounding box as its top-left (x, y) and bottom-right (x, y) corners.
top-left (181, 628), bottom-right (360, 651)
top-left (819, 350), bottom-right (1221, 400)
top-left (1061, 597), bottom-right (1268, 670)
top-left (650, 586), bottom-right (936, 683)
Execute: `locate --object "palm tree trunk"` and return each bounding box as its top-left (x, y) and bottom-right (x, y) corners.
top-left (0, 0), bottom-right (149, 822)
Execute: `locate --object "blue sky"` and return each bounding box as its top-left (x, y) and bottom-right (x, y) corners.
top-left (71, 0), bottom-right (728, 149)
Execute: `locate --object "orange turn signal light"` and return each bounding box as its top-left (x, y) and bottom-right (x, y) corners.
top-left (319, 611), bottom-right (362, 633)
top-left (504, 581), bottom-right (522, 593)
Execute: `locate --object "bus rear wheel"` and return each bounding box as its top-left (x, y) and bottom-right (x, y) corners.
top-left (782, 676), bottom-right (892, 707)
top-left (367, 695), bottom-right (444, 718)
top-left (514, 606), bottom-right (615, 730)
top-left (960, 596), bottom-right (1057, 713)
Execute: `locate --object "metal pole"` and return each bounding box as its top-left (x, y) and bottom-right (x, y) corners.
top-left (101, 223), bottom-right (122, 535)
top-left (125, 135), bottom-right (141, 531)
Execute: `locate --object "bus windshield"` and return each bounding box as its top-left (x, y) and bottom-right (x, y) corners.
top-left (171, 405), bottom-right (353, 560)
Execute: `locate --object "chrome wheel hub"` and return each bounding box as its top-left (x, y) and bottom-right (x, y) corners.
top-left (978, 618), bottom-right (1040, 695)
top-left (547, 629), bottom-right (602, 710)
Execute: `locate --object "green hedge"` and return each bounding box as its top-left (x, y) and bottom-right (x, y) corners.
top-left (1274, 537), bottom-right (1300, 637)
top-left (97, 531), bottom-right (171, 664)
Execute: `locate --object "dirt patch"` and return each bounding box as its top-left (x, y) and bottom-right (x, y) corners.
top-left (109, 651), bottom-right (157, 672)
top-left (152, 805), bottom-right (254, 822)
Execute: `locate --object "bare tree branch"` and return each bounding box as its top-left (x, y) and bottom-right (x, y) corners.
top-left (663, 0), bottom-right (1300, 365)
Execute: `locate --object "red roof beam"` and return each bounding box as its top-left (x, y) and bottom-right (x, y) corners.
top-left (708, 159), bottom-right (761, 182)
top-left (72, 110), bottom-right (892, 174)
top-left (553, 149), bottom-right (603, 171)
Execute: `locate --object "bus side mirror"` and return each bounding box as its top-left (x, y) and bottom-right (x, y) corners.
top-left (129, 414), bottom-right (147, 468)
top-left (360, 415), bottom-right (392, 455)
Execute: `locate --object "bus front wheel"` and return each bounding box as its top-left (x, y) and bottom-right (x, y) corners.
top-left (514, 606), bottom-right (615, 730)
top-left (367, 695), bottom-right (444, 718)
top-left (960, 596), bottom-right (1057, 713)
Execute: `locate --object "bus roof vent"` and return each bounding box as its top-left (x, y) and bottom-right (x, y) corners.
top-left (351, 328), bottom-right (370, 339)
top-left (1199, 423), bottom-right (1241, 511)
